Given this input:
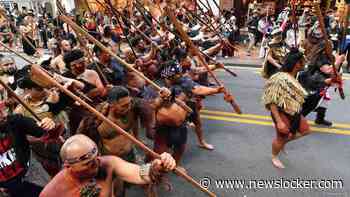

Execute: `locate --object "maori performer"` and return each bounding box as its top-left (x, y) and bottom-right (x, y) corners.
top-left (160, 62), bottom-right (225, 153)
top-left (19, 13), bottom-right (38, 56)
top-left (62, 49), bottom-right (106, 134)
top-left (299, 29), bottom-right (344, 126)
top-left (13, 69), bottom-right (69, 176)
top-left (262, 49), bottom-right (310, 169)
top-left (0, 104), bottom-right (60, 197)
top-left (40, 134), bottom-right (176, 197)
top-left (300, 10), bottom-right (345, 126)
top-left (261, 27), bottom-right (288, 79)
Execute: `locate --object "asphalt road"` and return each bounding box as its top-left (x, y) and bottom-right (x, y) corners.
top-left (130, 66), bottom-right (350, 197)
top-left (4, 53), bottom-right (350, 197)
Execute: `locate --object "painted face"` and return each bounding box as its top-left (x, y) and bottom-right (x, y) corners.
top-left (110, 96), bottom-right (132, 116)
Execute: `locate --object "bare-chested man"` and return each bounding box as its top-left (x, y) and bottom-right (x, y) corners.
top-left (97, 86), bottom-right (138, 159)
top-left (50, 39), bottom-right (71, 74)
top-left (40, 134), bottom-right (176, 197)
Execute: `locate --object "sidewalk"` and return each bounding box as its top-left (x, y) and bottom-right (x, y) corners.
top-left (217, 43), bottom-right (263, 68)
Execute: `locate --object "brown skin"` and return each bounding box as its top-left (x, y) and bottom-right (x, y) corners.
top-left (40, 135), bottom-right (176, 197)
top-left (70, 61), bottom-right (106, 98)
top-left (269, 58), bottom-right (311, 169)
top-left (97, 96), bottom-right (139, 156)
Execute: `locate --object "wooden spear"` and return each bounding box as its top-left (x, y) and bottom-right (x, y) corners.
top-left (0, 79), bottom-right (41, 121)
top-left (165, 5), bottom-right (242, 114)
top-left (0, 8), bottom-right (39, 55)
top-left (94, 0), bottom-right (161, 50)
top-left (0, 41), bottom-right (94, 103)
top-left (58, 14), bottom-right (193, 113)
top-left (55, 0), bottom-right (110, 85)
top-left (30, 64), bottom-right (216, 197)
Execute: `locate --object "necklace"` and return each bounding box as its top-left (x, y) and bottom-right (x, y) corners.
top-left (120, 115), bottom-right (128, 124)
top-left (63, 171), bottom-right (101, 197)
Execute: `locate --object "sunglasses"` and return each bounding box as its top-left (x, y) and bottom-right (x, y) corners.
top-left (65, 147), bottom-right (98, 165)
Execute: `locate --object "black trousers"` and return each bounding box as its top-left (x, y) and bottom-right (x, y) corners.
top-left (22, 37), bottom-right (36, 56)
top-left (301, 93), bottom-right (322, 117)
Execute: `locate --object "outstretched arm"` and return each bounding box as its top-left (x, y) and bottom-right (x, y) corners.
top-left (108, 152), bottom-right (176, 184)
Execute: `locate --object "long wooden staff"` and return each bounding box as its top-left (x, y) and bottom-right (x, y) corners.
top-left (0, 40), bottom-right (94, 103)
top-left (0, 8), bottom-right (39, 55)
top-left (94, 0), bottom-right (161, 51)
top-left (165, 4), bottom-right (242, 114)
top-left (135, 0), bottom-right (238, 77)
top-left (97, 0), bottom-right (160, 51)
top-left (0, 79), bottom-right (41, 121)
top-left (58, 14), bottom-right (193, 113)
top-left (105, 0), bottom-right (139, 59)
top-left (30, 64), bottom-right (216, 197)
top-left (56, 0), bottom-right (110, 85)
top-left (313, 0), bottom-right (345, 99)
top-left (183, 5), bottom-right (238, 51)
top-left (0, 78), bottom-right (66, 143)
top-left (0, 41), bottom-right (33, 64)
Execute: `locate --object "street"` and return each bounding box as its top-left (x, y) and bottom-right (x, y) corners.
top-left (129, 66), bottom-right (350, 197)
top-left (6, 53), bottom-right (350, 197)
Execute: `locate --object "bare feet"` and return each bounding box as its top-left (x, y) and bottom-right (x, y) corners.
top-left (198, 141), bottom-right (214, 151)
top-left (272, 155), bottom-right (285, 169)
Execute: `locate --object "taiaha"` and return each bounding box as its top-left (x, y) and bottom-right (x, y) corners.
top-left (94, 0), bottom-right (161, 51)
top-left (0, 79), bottom-right (41, 122)
top-left (56, 0), bottom-right (110, 85)
top-left (204, 0), bottom-right (214, 16)
top-left (58, 14), bottom-right (193, 113)
top-left (29, 63), bottom-right (216, 197)
top-left (183, 5), bottom-right (238, 51)
top-left (173, 6), bottom-right (238, 77)
top-left (0, 41), bottom-right (34, 64)
top-left (138, 0), bottom-right (238, 78)
top-left (313, 0), bottom-right (345, 99)
top-left (0, 40), bottom-right (94, 103)
top-left (104, 0), bottom-right (139, 59)
top-left (165, 4), bottom-right (242, 114)
top-left (0, 8), bottom-right (39, 56)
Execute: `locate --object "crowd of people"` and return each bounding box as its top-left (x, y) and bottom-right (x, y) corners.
top-left (0, 0), bottom-right (348, 196)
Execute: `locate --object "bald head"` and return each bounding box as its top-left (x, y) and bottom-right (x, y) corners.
top-left (60, 134), bottom-right (97, 163)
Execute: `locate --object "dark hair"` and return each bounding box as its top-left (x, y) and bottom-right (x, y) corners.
top-left (103, 25), bottom-right (112, 37)
top-left (63, 49), bottom-right (85, 69)
top-left (16, 65), bottom-right (42, 89)
top-left (281, 48), bottom-right (304, 72)
top-left (107, 86), bottom-right (130, 103)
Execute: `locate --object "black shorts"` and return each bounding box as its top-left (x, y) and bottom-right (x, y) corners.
top-left (156, 123), bottom-right (188, 149)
